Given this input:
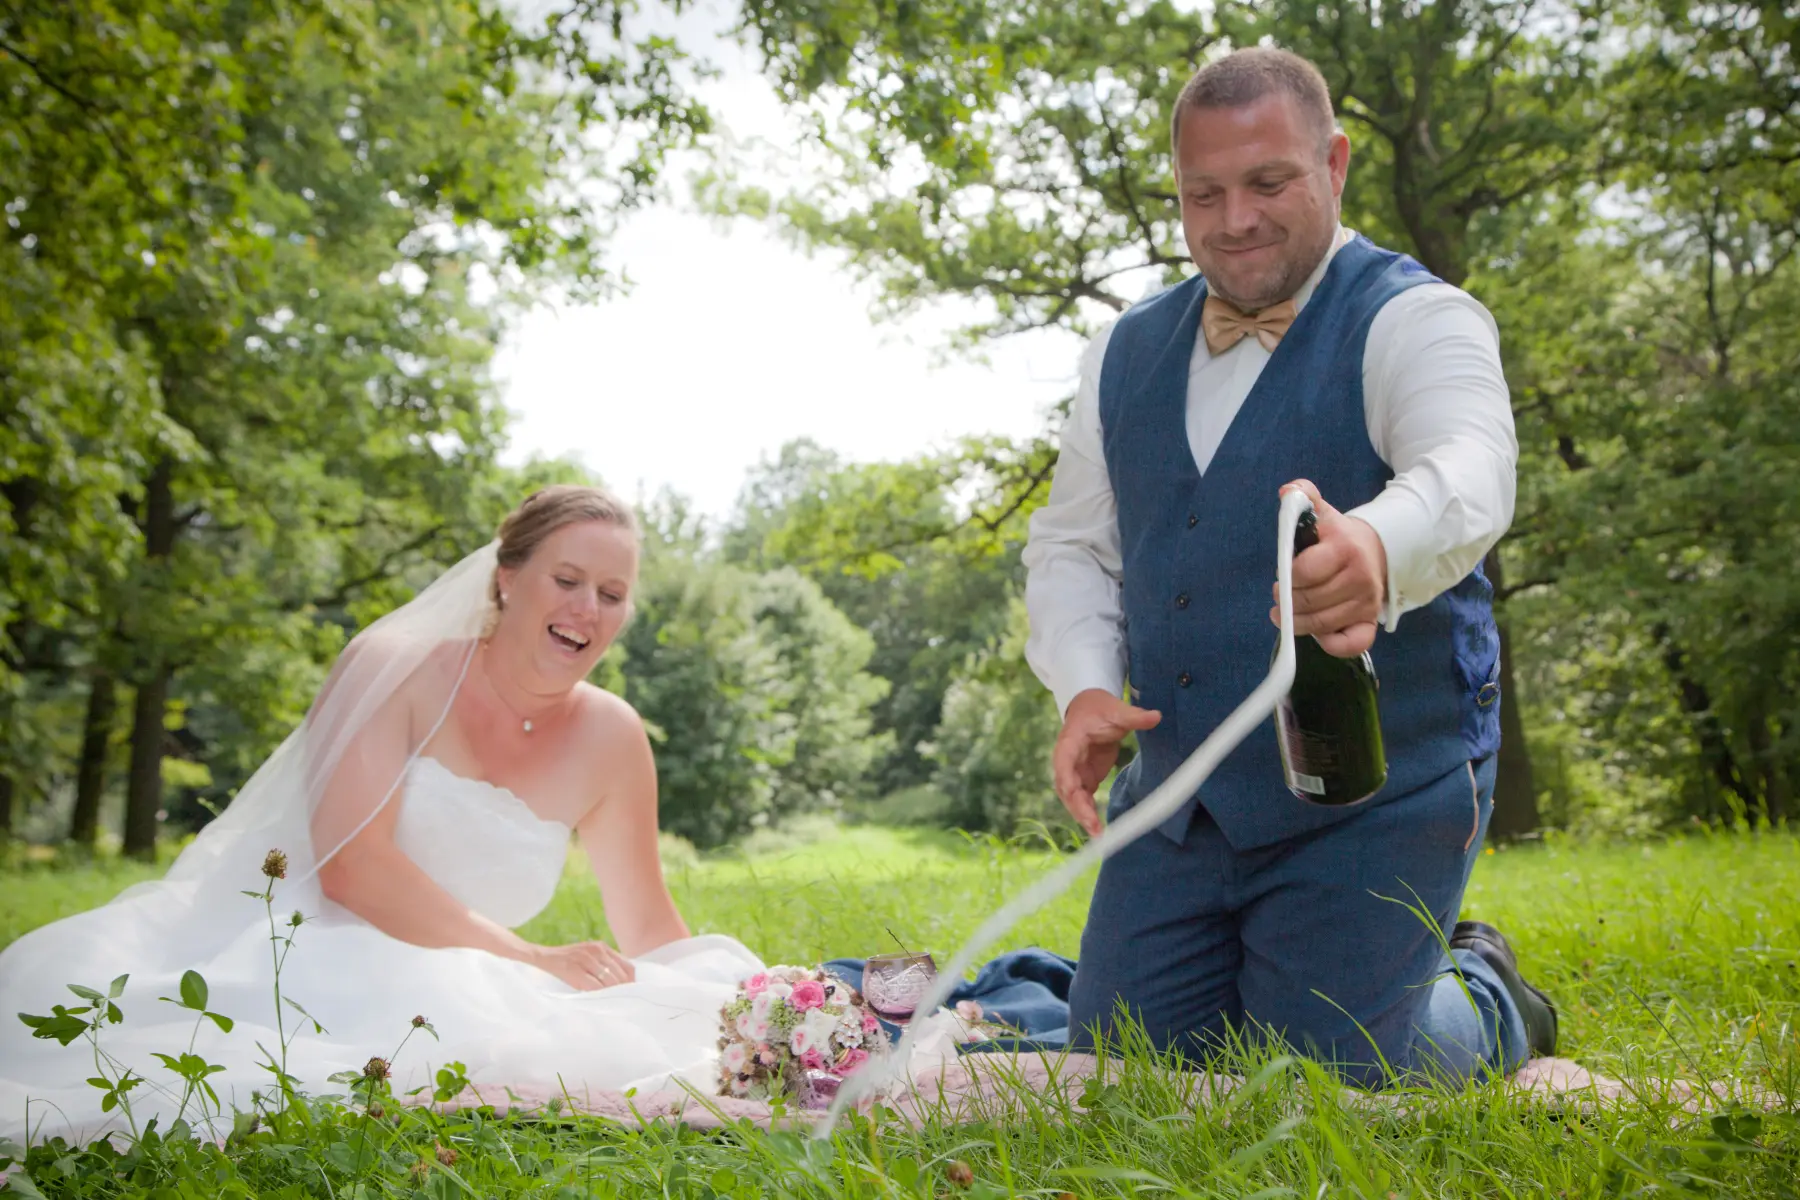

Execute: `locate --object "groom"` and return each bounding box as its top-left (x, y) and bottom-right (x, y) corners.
top-left (1022, 46), bottom-right (1557, 1085)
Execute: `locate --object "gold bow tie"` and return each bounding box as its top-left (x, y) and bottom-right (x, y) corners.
top-left (1201, 294), bottom-right (1297, 356)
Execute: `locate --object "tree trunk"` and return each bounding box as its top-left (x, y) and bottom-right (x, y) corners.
top-left (123, 673), bottom-right (170, 858)
top-left (1653, 622), bottom-right (1753, 820)
top-left (71, 672), bottom-right (118, 845)
top-left (1384, 146), bottom-right (1536, 836)
top-left (1746, 709), bottom-right (1782, 825)
top-left (122, 457), bottom-right (177, 860)
top-left (1482, 548), bottom-right (1541, 839)
top-left (0, 480), bottom-right (40, 846)
top-left (1770, 716), bottom-right (1794, 825)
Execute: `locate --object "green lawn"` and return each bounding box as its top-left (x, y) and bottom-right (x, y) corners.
top-left (2, 826), bottom-right (1796, 1197)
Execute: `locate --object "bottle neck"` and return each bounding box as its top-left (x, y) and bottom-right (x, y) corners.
top-left (1293, 508), bottom-right (1320, 555)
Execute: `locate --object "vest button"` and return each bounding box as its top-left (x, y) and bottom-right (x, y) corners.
top-left (1177, 671), bottom-right (1192, 687)
top-left (1175, 593), bottom-right (1189, 609)
top-left (1186, 513), bottom-right (1199, 529)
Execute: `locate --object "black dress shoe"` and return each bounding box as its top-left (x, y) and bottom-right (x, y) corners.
top-left (1449, 920), bottom-right (1559, 1058)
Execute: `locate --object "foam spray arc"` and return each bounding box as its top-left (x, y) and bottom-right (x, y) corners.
top-left (815, 486), bottom-right (1318, 1137)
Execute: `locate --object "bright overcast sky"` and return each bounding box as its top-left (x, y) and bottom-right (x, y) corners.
top-left (490, 2), bottom-right (1090, 522)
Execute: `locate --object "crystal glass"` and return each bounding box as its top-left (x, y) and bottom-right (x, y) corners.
top-left (797, 1068), bottom-right (843, 1111)
top-left (861, 951), bottom-right (937, 1022)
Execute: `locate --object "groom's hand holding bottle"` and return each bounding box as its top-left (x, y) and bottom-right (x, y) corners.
top-left (1268, 479), bottom-right (1386, 658)
top-left (530, 939), bottom-right (637, 991)
top-left (1052, 691), bottom-right (1162, 837)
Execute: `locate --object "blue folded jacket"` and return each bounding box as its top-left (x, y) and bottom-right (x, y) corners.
top-left (824, 947), bottom-right (1074, 1054)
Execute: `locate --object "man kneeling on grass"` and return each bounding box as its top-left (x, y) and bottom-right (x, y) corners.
top-left (1022, 44), bottom-right (1557, 1086)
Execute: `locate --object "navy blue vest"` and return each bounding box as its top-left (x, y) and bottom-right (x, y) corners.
top-left (1099, 235), bottom-right (1502, 851)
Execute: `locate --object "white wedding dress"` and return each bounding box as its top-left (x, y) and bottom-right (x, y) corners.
top-left (0, 756), bottom-right (774, 1145)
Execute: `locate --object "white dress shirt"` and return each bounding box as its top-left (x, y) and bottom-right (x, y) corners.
top-left (1022, 225), bottom-right (1519, 717)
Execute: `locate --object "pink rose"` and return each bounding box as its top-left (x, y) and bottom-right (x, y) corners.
top-left (838, 1048), bottom-right (870, 1072)
top-left (788, 980), bottom-right (826, 1011)
top-left (862, 1011), bottom-right (880, 1034)
top-left (744, 973), bottom-right (770, 997)
top-left (800, 1048), bottom-right (827, 1071)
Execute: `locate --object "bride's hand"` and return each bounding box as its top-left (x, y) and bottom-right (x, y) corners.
top-left (529, 940), bottom-right (637, 991)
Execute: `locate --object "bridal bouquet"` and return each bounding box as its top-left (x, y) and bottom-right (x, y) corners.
top-left (716, 965), bottom-right (890, 1103)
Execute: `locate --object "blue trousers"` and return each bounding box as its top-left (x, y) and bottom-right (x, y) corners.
top-left (1067, 756), bottom-right (1528, 1087)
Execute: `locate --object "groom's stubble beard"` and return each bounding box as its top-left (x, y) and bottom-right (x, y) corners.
top-left (1197, 216), bottom-right (1334, 312)
top-left (1188, 169), bottom-right (1339, 313)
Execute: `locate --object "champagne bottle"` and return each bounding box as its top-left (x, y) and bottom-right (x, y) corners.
top-left (1273, 508), bottom-right (1388, 805)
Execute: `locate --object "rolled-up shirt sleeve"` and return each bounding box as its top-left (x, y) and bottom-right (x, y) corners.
top-left (1348, 284), bottom-right (1519, 631)
top-left (1022, 324), bottom-right (1130, 716)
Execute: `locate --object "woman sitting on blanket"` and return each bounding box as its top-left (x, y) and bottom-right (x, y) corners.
top-left (1, 485), bottom-right (993, 1145)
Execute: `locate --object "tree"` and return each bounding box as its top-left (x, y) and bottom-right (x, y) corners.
top-left (2, 0), bottom-right (713, 852)
top-left (610, 550), bottom-right (889, 848)
top-left (926, 597), bottom-right (1064, 834)
top-left (723, 437), bottom-right (1041, 795)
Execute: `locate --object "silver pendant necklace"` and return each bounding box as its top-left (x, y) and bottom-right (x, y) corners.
top-left (482, 648), bottom-right (546, 734)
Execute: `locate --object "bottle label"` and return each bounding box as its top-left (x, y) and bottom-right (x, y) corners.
top-left (1279, 708), bottom-right (1348, 788)
top-left (1289, 769), bottom-right (1326, 795)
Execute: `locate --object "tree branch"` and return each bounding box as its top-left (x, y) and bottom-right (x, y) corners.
top-left (1496, 575), bottom-right (1557, 601)
top-left (307, 524), bottom-right (448, 609)
top-left (970, 454), bottom-right (1059, 534)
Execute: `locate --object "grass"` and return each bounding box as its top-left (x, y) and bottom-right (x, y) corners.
top-left (1, 825), bottom-right (1796, 1197)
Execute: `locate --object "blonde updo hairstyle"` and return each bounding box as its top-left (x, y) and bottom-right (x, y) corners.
top-left (485, 484), bottom-right (640, 636)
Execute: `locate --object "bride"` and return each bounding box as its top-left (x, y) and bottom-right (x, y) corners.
top-left (0, 485), bottom-right (858, 1145)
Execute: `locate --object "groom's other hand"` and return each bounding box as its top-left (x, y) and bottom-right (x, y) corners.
top-left (1268, 478), bottom-right (1385, 658)
top-left (1053, 689), bottom-right (1162, 837)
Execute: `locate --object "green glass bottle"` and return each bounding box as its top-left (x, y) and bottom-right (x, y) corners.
top-left (1273, 508), bottom-right (1388, 805)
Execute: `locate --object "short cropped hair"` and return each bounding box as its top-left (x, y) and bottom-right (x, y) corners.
top-left (1171, 47), bottom-right (1337, 152)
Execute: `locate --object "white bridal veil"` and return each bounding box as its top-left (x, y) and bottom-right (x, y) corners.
top-left (126, 538), bottom-right (498, 922)
top-left (0, 540), bottom-right (503, 1117)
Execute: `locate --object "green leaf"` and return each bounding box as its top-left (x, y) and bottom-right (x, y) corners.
top-left (285, 997), bottom-right (327, 1034)
top-left (179, 970), bottom-right (208, 1011)
top-left (206, 1011), bottom-right (234, 1034)
top-left (67, 984), bottom-right (104, 1002)
top-left (21, 1011), bottom-right (92, 1046)
top-left (107, 974), bottom-right (129, 999)
top-left (1710, 1110), bottom-right (1764, 1146)
top-left (5, 1169), bottom-right (49, 1198)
